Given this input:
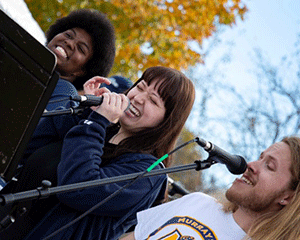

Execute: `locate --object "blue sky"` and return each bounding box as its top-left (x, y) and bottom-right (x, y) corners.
top-left (0, 0), bottom-right (46, 44)
top-left (204, 0), bottom-right (300, 91)
top-left (191, 0), bottom-right (300, 187)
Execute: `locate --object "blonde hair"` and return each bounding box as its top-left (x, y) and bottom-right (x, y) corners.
top-left (223, 136), bottom-right (300, 239)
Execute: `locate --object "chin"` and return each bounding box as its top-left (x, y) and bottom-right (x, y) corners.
top-left (225, 184), bottom-right (241, 201)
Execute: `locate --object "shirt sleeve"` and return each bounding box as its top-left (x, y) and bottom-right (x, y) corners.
top-left (57, 111), bottom-right (164, 217)
top-left (46, 79), bottom-right (78, 111)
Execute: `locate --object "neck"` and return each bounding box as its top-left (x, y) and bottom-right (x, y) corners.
top-left (60, 75), bottom-right (76, 82)
top-left (109, 128), bottom-right (131, 145)
top-left (232, 207), bottom-right (265, 233)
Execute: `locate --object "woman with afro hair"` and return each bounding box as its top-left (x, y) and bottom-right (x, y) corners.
top-left (46, 8), bottom-right (116, 90)
top-left (23, 8), bottom-right (116, 161)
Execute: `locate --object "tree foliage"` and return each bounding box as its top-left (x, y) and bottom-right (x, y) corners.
top-left (25, 0), bottom-right (247, 78)
top-left (169, 128), bottom-right (203, 193)
top-left (24, 0), bottom-right (247, 192)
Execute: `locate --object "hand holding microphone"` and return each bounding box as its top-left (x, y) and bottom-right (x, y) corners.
top-left (93, 93), bottom-right (129, 123)
top-left (80, 76), bottom-right (111, 111)
top-left (72, 75), bottom-right (130, 122)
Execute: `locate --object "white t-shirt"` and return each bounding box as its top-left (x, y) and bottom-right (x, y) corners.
top-left (135, 192), bottom-right (246, 240)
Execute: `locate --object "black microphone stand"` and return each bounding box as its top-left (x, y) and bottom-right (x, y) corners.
top-left (42, 107), bottom-right (85, 117)
top-left (42, 94), bottom-right (104, 117)
top-left (0, 159), bottom-right (215, 206)
top-left (41, 96), bottom-right (89, 117)
top-left (0, 136), bottom-right (222, 238)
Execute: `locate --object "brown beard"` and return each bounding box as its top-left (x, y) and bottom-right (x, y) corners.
top-left (225, 186), bottom-right (285, 213)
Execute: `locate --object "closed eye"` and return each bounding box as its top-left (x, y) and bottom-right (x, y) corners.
top-left (150, 97), bottom-right (157, 105)
top-left (265, 160), bottom-right (276, 171)
top-left (136, 84), bottom-right (143, 91)
top-left (78, 45), bottom-right (85, 54)
top-left (65, 30), bottom-right (74, 39)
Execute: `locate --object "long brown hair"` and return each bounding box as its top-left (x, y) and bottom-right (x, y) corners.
top-left (105, 66), bottom-right (195, 167)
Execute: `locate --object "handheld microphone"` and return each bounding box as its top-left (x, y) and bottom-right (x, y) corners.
top-left (71, 95), bottom-right (131, 112)
top-left (71, 95), bottom-right (103, 106)
top-left (196, 137), bottom-right (247, 175)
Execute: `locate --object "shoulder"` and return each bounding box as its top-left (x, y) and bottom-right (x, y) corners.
top-left (112, 153), bottom-right (166, 182)
top-left (185, 192), bottom-right (216, 201)
top-left (116, 153), bottom-right (165, 171)
top-left (171, 192), bottom-right (219, 207)
top-left (138, 192), bottom-right (219, 219)
top-left (116, 152), bottom-right (157, 164)
top-left (53, 78), bottom-right (77, 96)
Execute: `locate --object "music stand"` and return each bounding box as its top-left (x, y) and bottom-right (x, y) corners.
top-left (0, 9), bottom-right (59, 185)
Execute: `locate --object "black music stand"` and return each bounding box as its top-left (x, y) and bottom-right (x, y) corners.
top-left (0, 9), bottom-right (59, 186)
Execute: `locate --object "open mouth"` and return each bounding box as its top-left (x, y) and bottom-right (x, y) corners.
top-left (128, 104), bottom-right (140, 117)
top-left (240, 176), bottom-right (253, 186)
top-left (56, 46), bottom-right (68, 59)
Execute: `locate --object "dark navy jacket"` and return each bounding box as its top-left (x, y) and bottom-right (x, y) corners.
top-left (25, 111), bottom-right (167, 240)
top-left (22, 78), bottom-right (89, 162)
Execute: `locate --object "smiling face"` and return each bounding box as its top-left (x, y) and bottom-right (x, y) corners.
top-left (118, 79), bottom-right (166, 137)
top-left (226, 141), bottom-right (294, 213)
top-left (47, 27), bottom-right (93, 81)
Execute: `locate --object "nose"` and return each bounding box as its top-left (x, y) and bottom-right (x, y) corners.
top-left (247, 160), bottom-right (260, 174)
top-left (133, 92), bottom-right (147, 104)
top-left (64, 38), bottom-right (75, 50)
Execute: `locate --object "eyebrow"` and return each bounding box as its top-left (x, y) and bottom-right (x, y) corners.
top-left (141, 80), bottom-right (162, 100)
top-left (268, 155), bottom-right (278, 163)
top-left (151, 91), bottom-right (160, 99)
top-left (140, 80), bottom-right (147, 88)
top-left (262, 150), bottom-right (278, 166)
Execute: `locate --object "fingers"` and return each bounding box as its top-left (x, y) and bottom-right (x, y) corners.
top-left (84, 76), bottom-right (111, 96)
top-left (94, 93), bottom-right (129, 123)
top-left (84, 76), bottom-right (111, 89)
top-left (102, 93), bottom-right (128, 108)
top-left (120, 94), bottom-right (130, 112)
top-left (106, 93), bottom-right (122, 109)
top-left (92, 76), bottom-right (111, 86)
top-left (124, 96), bottom-right (131, 112)
top-left (83, 79), bottom-right (97, 95)
top-left (97, 87), bottom-right (111, 95)
top-left (89, 87), bottom-right (111, 98)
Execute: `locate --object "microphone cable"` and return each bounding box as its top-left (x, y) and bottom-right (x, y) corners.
top-left (42, 138), bottom-right (199, 240)
top-left (47, 97), bottom-right (71, 105)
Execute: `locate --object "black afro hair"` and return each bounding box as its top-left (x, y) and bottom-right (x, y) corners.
top-left (46, 9), bottom-right (116, 89)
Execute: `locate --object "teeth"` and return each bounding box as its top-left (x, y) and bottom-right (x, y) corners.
top-left (128, 104), bottom-right (140, 117)
top-left (56, 46), bottom-right (67, 58)
top-left (241, 176), bottom-right (253, 185)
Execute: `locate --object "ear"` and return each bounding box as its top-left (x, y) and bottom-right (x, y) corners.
top-left (279, 190), bottom-right (294, 206)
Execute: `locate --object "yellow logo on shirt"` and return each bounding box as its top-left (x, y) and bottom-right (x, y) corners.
top-left (147, 216), bottom-right (218, 240)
